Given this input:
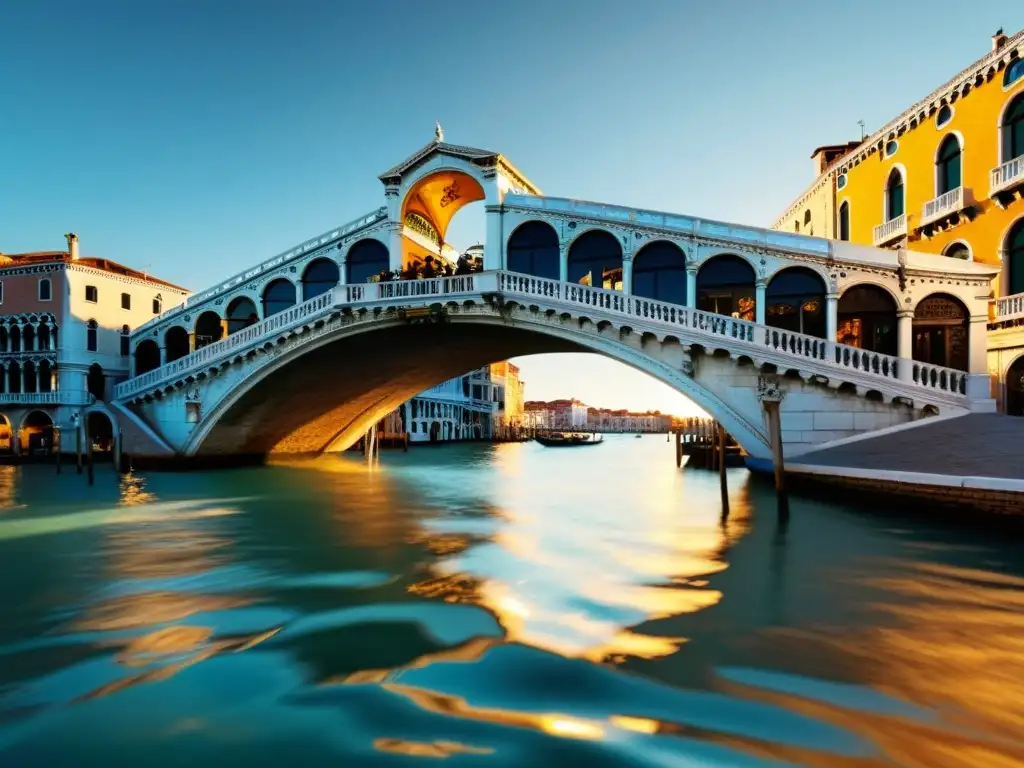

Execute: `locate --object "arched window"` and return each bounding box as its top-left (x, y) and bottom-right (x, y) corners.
top-left (7, 362), bottom-right (20, 394)
top-left (23, 361), bottom-right (36, 394)
top-left (37, 320), bottom-right (50, 351)
top-left (943, 242), bottom-right (970, 260)
top-left (86, 319), bottom-right (98, 352)
top-left (1004, 59), bottom-right (1024, 89)
top-left (837, 285), bottom-right (898, 355)
top-left (766, 267), bottom-right (827, 338)
top-left (632, 241), bottom-right (687, 305)
top-left (1008, 219), bottom-right (1024, 295)
top-left (9, 324), bottom-right (20, 353)
top-left (838, 201), bottom-right (850, 241)
top-left (23, 324), bottom-right (35, 352)
top-left (164, 326), bottom-right (190, 362)
top-left (0, 326), bottom-right (7, 352)
top-left (1007, 354), bottom-right (1024, 417)
top-left (134, 339), bottom-right (161, 375)
top-left (885, 168), bottom-right (905, 220)
top-left (936, 105), bottom-right (953, 128)
top-left (345, 239), bottom-right (389, 285)
top-left (226, 297), bottom-right (259, 335)
top-left (696, 255), bottom-right (756, 320)
top-left (87, 363), bottom-right (105, 401)
top-left (153, 294), bottom-right (163, 315)
top-left (120, 325), bottom-right (130, 357)
top-left (38, 360), bottom-right (52, 393)
top-left (506, 221), bottom-right (560, 280)
top-left (567, 229), bottom-right (623, 290)
top-left (1003, 93), bottom-right (1024, 163)
top-left (301, 258), bottom-right (340, 301)
top-left (936, 134), bottom-right (962, 195)
top-left (262, 279), bottom-right (296, 318)
top-left (38, 278), bottom-right (51, 301)
top-left (195, 311), bottom-right (223, 348)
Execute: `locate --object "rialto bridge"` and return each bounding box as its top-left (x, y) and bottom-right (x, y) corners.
top-left (111, 133), bottom-right (997, 464)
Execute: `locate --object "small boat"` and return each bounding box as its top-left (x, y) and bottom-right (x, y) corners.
top-left (535, 432), bottom-right (604, 447)
top-left (634, 434), bottom-right (642, 439)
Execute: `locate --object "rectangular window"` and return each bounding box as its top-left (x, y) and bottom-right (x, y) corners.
top-left (120, 335), bottom-right (130, 357)
top-left (121, 292), bottom-right (131, 310)
top-left (0, 282), bottom-right (4, 304)
top-left (38, 279), bottom-right (51, 301)
top-left (87, 327), bottom-right (97, 352)
top-left (85, 285), bottom-right (98, 302)
top-left (152, 298), bottom-right (161, 314)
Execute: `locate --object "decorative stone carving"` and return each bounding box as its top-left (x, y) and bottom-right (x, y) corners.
top-left (756, 375), bottom-right (785, 403)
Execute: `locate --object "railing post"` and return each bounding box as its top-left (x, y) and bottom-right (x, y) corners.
top-left (685, 268), bottom-right (697, 309)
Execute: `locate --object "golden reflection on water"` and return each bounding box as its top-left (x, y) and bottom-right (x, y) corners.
top-left (738, 560), bottom-right (1024, 767)
top-left (405, 441), bottom-right (754, 664)
top-left (0, 465), bottom-right (17, 512)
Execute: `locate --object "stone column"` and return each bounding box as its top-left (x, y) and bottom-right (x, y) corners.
top-left (755, 280), bottom-right (767, 325)
top-left (484, 205), bottom-right (502, 271)
top-left (621, 254), bottom-right (633, 295)
top-left (686, 267), bottom-right (697, 309)
top-left (968, 314), bottom-right (989, 375)
top-left (559, 243), bottom-right (569, 282)
top-left (188, 333), bottom-right (196, 353)
top-left (387, 221), bottom-right (404, 273)
top-left (825, 293), bottom-right (838, 341)
top-left (51, 366), bottom-right (58, 392)
top-left (897, 309), bottom-right (914, 360)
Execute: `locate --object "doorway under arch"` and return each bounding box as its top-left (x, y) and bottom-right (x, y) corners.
top-left (87, 411), bottom-right (115, 459)
top-left (135, 339), bottom-right (161, 375)
top-left (346, 239), bottom-right (389, 285)
top-left (21, 410), bottom-right (53, 456)
top-left (195, 311), bottom-right (223, 349)
top-left (165, 326), bottom-right (190, 362)
top-left (506, 221), bottom-right (560, 280)
top-left (837, 285), bottom-right (898, 355)
top-left (632, 241), bottom-right (687, 305)
top-left (0, 414), bottom-right (12, 453)
top-left (87, 363), bottom-right (106, 401)
top-left (913, 293), bottom-right (968, 370)
top-left (262, 279), bottom-right (297, 318)
top-left (302, 258), bottom-right (340, 301)
top-left (1007, 355), bottom-right (1024, 416)
top-left (226, 297), bottom-right (259, 335)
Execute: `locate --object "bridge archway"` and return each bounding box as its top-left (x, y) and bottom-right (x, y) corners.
top-left (346, 239), bottom-right (389, 285)
top-left (302, 258), bottom-right (340, 300)
top-left (567, 229), bottom-right (623, 289)
top-left (400, 170), bottom-right (486, 270)
top-left (227, 297), bottom-right (259, 335)
top-left (837, 284), bottom-right (898, 354)
top-left (262, 278), bottom-right (297, 318)
top-left (135, 339), bottom-right (160, 375)
top-left (632, 241), bottom-right (687, 304)
top-left (697, 254), bottom-right (756, 320)
top-left (195, 311), bottom-right (223, 349)
top-left (19, 410), bottom-right (53, 455)
top-left (165, 326), bottom-right (190, 362)
top-left (766, 267), bottom-right (827, 338)
top-left (0, 414), bottom-right (11, 453)
top-left (87, 410), bottom-right (115, 458)
top-left (506, 221), bottom-right (560, 280)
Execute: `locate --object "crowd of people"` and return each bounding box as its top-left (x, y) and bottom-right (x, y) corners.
top-left (370, 254), bottom-right (483, 283)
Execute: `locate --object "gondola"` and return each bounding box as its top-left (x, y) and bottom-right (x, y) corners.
top-left (534, 432), bottom-right (604, 447)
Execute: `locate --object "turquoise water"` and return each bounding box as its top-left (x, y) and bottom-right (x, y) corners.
top-left (0, 436), bottom-right (1022, 766)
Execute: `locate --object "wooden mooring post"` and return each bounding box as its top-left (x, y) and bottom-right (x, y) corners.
top-left (758, 376), bottom-right (789, 521)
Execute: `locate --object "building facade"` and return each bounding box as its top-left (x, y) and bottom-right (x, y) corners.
top-left (773, 29), bottom-right (1024, 411)
top-left (587, 408), bottom-right (672, 433)
top-left (0, 234), bottom-right (188, 455)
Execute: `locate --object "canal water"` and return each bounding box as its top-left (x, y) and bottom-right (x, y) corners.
top-left (0, 436), bottom-right (1021, 767)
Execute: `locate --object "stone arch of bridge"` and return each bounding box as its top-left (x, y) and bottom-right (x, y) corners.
top-left (180, 310), bottom-right (774, 461)
top-left (398, 167), bottom-right (487, 270)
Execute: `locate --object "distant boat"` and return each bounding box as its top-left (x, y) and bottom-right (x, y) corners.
top-left (535, 432), bottom-right (604, 448)
top-left (634, 434), bottom-right (642, 438)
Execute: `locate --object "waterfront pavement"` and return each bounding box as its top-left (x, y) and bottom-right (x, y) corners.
top-left (795, 413), bottom-right (1024, 480)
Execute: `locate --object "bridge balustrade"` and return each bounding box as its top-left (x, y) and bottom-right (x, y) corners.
top-left (116, 270), bottom-right (972, 404)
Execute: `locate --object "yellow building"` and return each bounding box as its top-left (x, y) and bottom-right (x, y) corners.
top-left (774, 28), bottom-right (1024, 412)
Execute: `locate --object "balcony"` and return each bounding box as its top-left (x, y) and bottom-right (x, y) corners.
top-left (918, 186), bottom-right (974, 234)
top-left (990, 155), bottom-right (1024, 205)
top-left (0, 391), bottom-right (94, 407)
top-left (994, 292), bottom-right (1024, 324)
top-left (873, 213), bottom-right (907, 247)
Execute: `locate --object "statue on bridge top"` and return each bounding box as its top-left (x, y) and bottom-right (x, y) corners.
top-left (434, 121), bottom-right (444, 143)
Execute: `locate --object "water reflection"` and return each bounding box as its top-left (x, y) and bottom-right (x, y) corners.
top-left (0, 439), bottom-right (1022, 767)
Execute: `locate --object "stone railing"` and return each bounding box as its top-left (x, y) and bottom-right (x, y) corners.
top-left (0, 391), bottom-right (94, 406)
top-left (872, 214), bottom-right (907, 246)
top-left (116, 270), bottom-right (971, 405)
top-left (115, 290), bottom-right (335, 400)
top-left (492, 272), bottom-right (968, 401)
top-left (994, 291), bottom-right (1024, 323)
top-left (990, 155), bottom-right (1024, 198)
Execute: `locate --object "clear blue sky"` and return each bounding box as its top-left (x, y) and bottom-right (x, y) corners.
top-left (1, 1), bottom-right (1016, 414)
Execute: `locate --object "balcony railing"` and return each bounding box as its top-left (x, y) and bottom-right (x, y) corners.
top-left (872, 213), bottom-right (907, 247)
top-left (0, 391), bottom-right (94, 406)
top-left (920, 186), bottom-right (970, 227)
top-left (990, 155), bottom-right (1024, 199)
top-left (994, 292), bottom-right (1024, 323)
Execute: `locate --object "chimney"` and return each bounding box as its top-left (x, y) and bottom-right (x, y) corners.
top-left (992, 28), bottom-right (1008, 52)
top-left (65, 232), bottom-right (79, 260)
